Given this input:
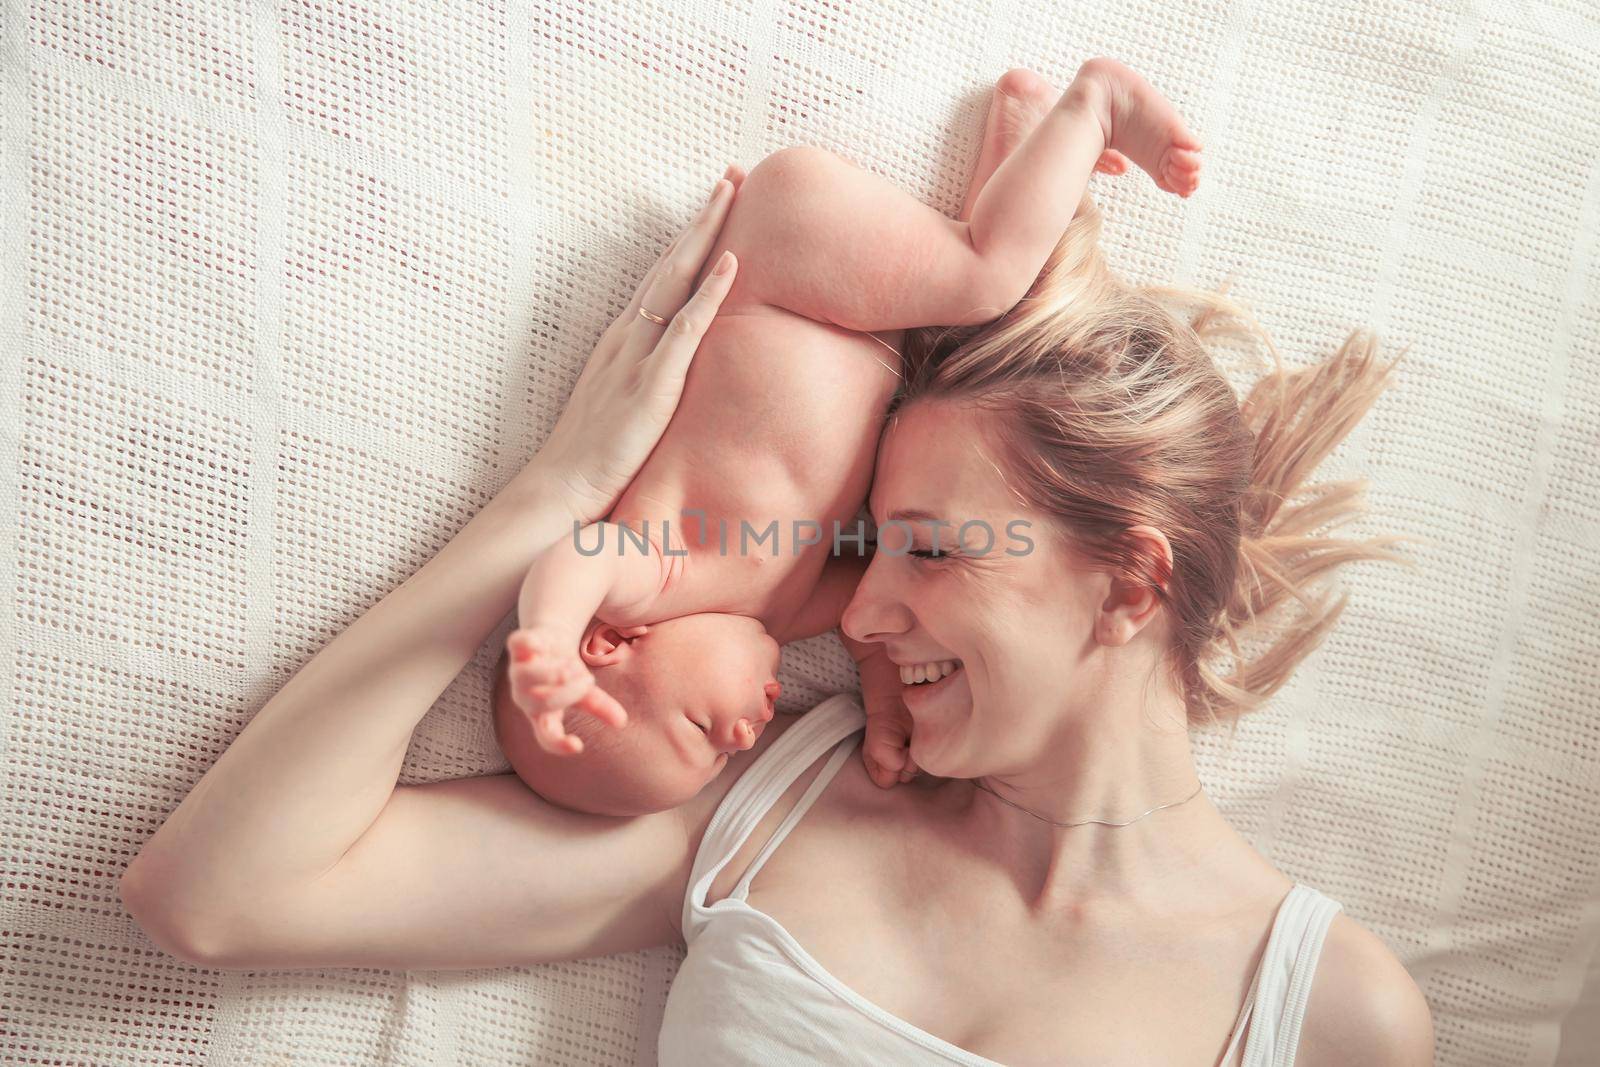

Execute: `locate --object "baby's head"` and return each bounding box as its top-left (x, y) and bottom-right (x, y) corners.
top-left (493, 612), bottom-right (782, 816)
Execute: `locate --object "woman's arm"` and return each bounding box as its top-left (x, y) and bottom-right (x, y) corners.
top-left (118, 470), bottom-right (585, 958)
top-left (119, 169), bottom-right (746, 962)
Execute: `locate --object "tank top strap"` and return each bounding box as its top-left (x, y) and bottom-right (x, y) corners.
top-left (1238, 883), bottom-right (1344, 1067)
top-left (1215, 953), bottom-right (1264, 1067)
top-left (729, 725), bottom-right (858, 901)
top-left (681, 693), bottom-right (866, 942)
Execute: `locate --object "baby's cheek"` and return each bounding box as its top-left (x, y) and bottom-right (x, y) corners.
top-left (693, 754), bottom-right (730, 795)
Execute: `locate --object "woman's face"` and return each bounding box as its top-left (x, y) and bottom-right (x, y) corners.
top-left (841, 400), bottom-right (1114, 779)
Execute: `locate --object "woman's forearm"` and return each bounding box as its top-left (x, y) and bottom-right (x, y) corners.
top-left (124, 460), bottom-right (591, 925)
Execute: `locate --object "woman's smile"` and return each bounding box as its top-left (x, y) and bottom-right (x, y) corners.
top-left (900, 660), bottom-right (965, 707)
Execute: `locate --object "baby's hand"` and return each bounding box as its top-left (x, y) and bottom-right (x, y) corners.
top-left (505, 626), bottom-right (628, 755)
top-left (863, 695), bottom-right (919, 788)
top-left (845, 639), bottom-right (920, 788)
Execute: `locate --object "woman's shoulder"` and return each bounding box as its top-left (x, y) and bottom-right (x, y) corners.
top-left (1295, 907), bottom-right (1435, 1067)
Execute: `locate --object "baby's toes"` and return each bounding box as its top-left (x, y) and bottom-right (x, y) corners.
top-left (1094, 148), bottom-right (1131, 175)
top-left (1170, 146), bottom-right (1201, 173)
top-left (1162, 148), bottom-right (1202, 197)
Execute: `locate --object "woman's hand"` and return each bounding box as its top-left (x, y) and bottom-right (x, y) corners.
top-left (536, 165), bottom-right (746, 523)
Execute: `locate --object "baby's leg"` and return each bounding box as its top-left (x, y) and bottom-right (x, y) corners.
top-left (963, 59), bottom-right (1202, 296)
top-left (959, 69), bottom-right (1130, 223)
top-left (1070, 58), bottom-right (1202, 197)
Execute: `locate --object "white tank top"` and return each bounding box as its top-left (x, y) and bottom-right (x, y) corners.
top-left (658, 694), bottom-right (1343, 1065)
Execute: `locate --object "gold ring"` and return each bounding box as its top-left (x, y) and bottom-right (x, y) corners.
top-left (638, 306), bottom-right (670, 325)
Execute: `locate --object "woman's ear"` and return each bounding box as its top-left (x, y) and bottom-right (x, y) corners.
top-left (579, 621), bottom-right (649, 667)
top-left (1094, 527), bottom-right (1171, 646)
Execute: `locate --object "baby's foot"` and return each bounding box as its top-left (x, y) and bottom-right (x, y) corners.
top-left (963, 69), bottom-right (1127, 220)
top-left (1069, 57), bottom-right (1202, 198)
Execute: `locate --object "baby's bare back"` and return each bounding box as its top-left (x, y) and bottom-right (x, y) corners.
top-left (607, 302), bottom-right (900, 630)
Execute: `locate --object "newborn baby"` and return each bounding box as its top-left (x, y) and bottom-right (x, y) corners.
top-left (493, 59), bottom-right (1203, 815)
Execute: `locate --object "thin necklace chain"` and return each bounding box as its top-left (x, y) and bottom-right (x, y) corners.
top-left (971, 778), bottom-right (1205, 829)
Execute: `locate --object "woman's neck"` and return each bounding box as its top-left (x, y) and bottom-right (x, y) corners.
top-left (964, 673), bottom-right (1239, 917)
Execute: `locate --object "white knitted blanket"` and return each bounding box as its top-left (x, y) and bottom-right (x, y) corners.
top-left (3, 2), bottom-right (1597, 1065)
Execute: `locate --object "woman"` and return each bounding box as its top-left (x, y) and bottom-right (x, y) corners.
top-left (120, 84), bottom-right (1433, 1066)
top-left (659, 183), bottom-right (1435, 1064)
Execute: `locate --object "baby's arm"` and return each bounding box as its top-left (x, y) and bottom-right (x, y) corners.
top-left (507, 522), bottom-right (665, 753)
top-left (770, 551), bottom-right (915, 788)
top-left (515, 521), bottom-right (665, 641)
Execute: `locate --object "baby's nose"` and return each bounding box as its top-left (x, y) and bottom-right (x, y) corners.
top-left (723, 717), bottom-right (758, 752)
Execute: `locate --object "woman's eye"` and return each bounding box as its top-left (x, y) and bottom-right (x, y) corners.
top-left (907, 548), bottom-right (951, 560)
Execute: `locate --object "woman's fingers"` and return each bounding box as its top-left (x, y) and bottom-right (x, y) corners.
top-left (533, 167), bottom-right (744, 522)
top-left (639, 250), bottom-right (737, 387)
top-left (629, 178), bottom-right (735, 329)
top-left (621, 176), bottom-right (734, 325)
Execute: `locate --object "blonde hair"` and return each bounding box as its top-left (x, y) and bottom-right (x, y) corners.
top-left (895, 192), bottom-right (1411, 728)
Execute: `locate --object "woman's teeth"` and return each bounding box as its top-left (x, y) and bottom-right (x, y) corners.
top-left (900, 659), bottom-right (961, 685)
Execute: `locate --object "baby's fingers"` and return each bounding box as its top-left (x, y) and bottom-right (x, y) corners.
top-left (532, 710), bottom-right (584, 755)
top-left (575, 683), bottom-right (629, 730)
top-left (862, 739), bottom-right (908, 789)
top-left (510, 653), bottom-right (580, 690)
top-left (522, 666), bottom-right (595, 716)
top-left (863, 749), bottom-right (901, 790)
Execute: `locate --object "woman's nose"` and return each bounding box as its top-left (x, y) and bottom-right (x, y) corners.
top-left (840, 558), bottom-right (911, 644)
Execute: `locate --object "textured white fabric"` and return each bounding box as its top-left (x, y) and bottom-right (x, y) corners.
top-left (664, 693), bottom-right (1345, 1067)
top-left (2, 1), bottom-right (1598, 1065)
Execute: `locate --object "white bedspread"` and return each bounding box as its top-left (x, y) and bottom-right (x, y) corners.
top-left (2, 1), bottom-right (1597, 1065)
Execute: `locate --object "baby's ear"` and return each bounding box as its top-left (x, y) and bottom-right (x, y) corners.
top-left (579, 621), bottom-right (648, 667)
